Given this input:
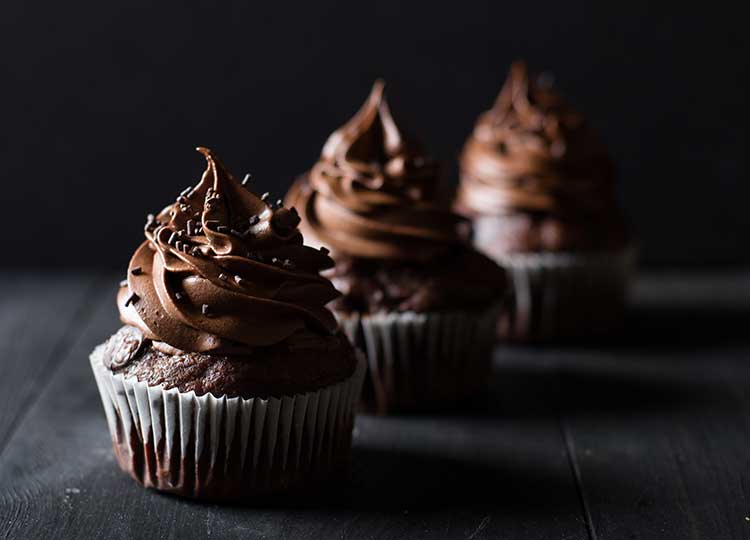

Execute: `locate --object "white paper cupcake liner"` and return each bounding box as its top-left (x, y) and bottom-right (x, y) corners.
top-left (495, 246), bottom-right (636, 342)
top-left (338, 307), bottom-right (499, 414)
top-left (90, 346), bottom-right (365, 500)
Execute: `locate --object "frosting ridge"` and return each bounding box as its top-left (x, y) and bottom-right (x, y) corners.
top-left (118, 147), bottom-right (340, 353)
top-left (287, 81), bottom-right (466, 261)
top-left (457, 61), bottom-right (620, 221)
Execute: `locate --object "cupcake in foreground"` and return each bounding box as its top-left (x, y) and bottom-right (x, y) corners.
top-left (286, 81), bottom-right (507, 415)
top-left (90, 147), bottom-right (365, 500)
top-left (456, 61), bottom-right (634, 342)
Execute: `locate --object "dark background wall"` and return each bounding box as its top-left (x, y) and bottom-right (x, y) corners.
top-left (1, 0), bottom-right (746, 269)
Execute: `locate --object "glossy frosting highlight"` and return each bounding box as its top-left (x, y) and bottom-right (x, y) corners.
top-left (118, 147), bottom-right (340, 353)
top-left (287, 81), bottom-right (466, 261)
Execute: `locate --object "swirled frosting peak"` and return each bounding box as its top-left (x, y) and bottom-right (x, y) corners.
top-left (287, 80), bottom-right (465, 261)
top-left (117, 147), bottom-right (340, 353)
top-left (458, 61), bottom-right (619, 220)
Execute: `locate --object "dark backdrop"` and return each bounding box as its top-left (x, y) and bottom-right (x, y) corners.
top-left (2, 0), bottom-right (746, 269)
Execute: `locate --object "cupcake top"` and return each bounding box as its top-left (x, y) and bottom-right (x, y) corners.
top-left (457, 61), bottom-right (628, 252)
top-left (287, 81), bottom-right (506, 314)
top-left (118, 147), bottom-right (342, 355)
top-left (288, 80), bottom-right (467, 262)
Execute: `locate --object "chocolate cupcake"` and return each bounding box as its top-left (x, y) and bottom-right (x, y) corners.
top-left (90, 147), bottom-right (365, 500)
top-left (286, 81), bottom-right (507, 415)
top-left (456, 62), bottom-right (635, 342)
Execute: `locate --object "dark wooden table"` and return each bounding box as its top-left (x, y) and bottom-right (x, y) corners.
top-left (1, 271), bottom-right (749, 540)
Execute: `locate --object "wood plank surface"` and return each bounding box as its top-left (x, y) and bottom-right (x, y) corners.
top-left (557, 271), bottom-right (750, 540)
top-left (0, 274), bottom-right (586, 540)
top-left (0, 273), bottom-right (97, 456)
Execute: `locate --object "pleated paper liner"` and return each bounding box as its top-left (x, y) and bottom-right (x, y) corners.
top-left (495, 246), bottom-right (636, 342)
top-left (90, 346), bottom-right (366, 501)
top-left (338, 306), bottom-right (500, 415)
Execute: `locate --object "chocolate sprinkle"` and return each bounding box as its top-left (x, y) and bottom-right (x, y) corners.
top-left (261, 192), bottom-right (270, 201)
top-left (242, 173), bottom-right (252, 186)
top-left (187, 220), bottom-right (195, 236)
top-left (168, 231), bottom-right (178, 245)
top-left (125, 292), bottom-right (139, 307)
top-left (234, 275), bottom-right (244, 285)
top-left (180, 186), bottom-right (192, 197)
top-left (130, 266), bottom-right (142, 276)
top-left (174, 292), bottom-right (184, 301)
top-left (190, 247), bottom-right (202, 257)
top-left (218, 273), bottom-right (228, 281)
top-left (271, 207), bottom-right (301, 231)
top-left (248, 215), bottom-right (260, 226)
top-left (201, 304), bottom-right (212, 317)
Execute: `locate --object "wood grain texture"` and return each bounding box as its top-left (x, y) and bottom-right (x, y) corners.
top-left (556, 271), bottom-right (750, 540)
top-left (0, 274), bottom-right (587, 540)
top-left (0, 273), bottom-right (97, 456)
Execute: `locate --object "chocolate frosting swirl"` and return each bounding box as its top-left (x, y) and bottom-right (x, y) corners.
top-left (457, 61), bottom-right (621, 222)
top-left (287, 80), bottom-right (466, 261)
top-left (118, 147), bottom-right (340, 354)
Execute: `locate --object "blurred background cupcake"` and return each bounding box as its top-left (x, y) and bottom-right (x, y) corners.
top-left (90, 147), bottom-right (365, 501)
top-left (455, 61), bottom-right (635, 342)
top-left (286, 81), bottom-right (507, 415)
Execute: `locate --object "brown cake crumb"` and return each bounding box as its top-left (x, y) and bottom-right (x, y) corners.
top-left (103, 327), bottom-right (356, 399)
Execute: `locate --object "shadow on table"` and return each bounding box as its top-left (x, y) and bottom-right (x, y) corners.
top-left (161, 439), bottom-right (587, 517)
top-left (484, 352), bottom-right (738, 420)
top-left (240, 433), bottom-right (584, 513)
top-left (338, 445), bottom-right (577, 513)
top-left (522, 302), bottom-right (750, 354)
top-left (614, 302), bottom-right (750, 352)
top-left (481, 300), bottom-right (750, 420)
